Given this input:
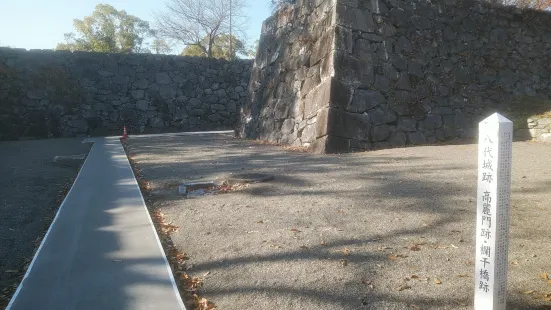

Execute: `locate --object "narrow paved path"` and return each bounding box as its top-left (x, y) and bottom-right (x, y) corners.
top-left (7, 138), bottom-right (184, 310)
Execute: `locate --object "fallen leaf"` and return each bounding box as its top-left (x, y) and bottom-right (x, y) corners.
top-left (522, 290), bottom-right (535, 295)
top-left (435, 278), bottom-right (442, 284)
top-left (540, 272), bottom-right (549, 280)
top-left (511, 260), bottom-right (519, 266)
top-left (338, 248), bottom-right (351, 255)
top-left (388, 254), bottom-right (408, 260)
top-left (300, 245), bottom-right (309, 250)
top-left (321, 241), bottom-right (328, 246)
top-left (396, 284), bottom-right (411, 291)
top-left (456, 274), bottom-right (469, 278)
top-left (361, 278), bottom-right (373, 289)
top-left (410, 274), bottom-right (419, 279)
top-left (408, 244), bottom-right (421, 251)
top-left (203, 272), bottom-right (210, 277)
top-left (257, 220), bottom-right (264, 224)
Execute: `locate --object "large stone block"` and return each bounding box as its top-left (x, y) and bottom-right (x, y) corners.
top-left (372, 124), bottom-right (391, 142)
top-left (333, 52), bottom-right (374, 87)
top-left (311, 135), bottom-right (351, 154)
top-left (347, 89), bottom-right (385, 113)
top-left (539, 133), bottom-right (551, 143)
top-left (389, 131), bottom-right (407, 147)
top-left (336, 5), bottom-right (375, 33)
top-left (325, 108), bottom-right (371, 140)
top-left (368, 106), bottom-right (397, 125)
top-left (304, 78), bottom-right (332, 117)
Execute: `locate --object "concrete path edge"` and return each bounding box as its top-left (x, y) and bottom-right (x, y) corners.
top-left (5, 138), bottom-right (185, 310)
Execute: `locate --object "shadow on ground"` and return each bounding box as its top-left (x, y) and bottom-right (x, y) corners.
top-left (127, 133), bottom-right (551, 310)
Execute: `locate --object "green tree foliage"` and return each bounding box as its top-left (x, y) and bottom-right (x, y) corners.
top-left (150, 38), bottom-right (172, 54)
top-left (181, 34), bottom-right (245, 59)
top-left (56, 4), bottom-right (154, 53)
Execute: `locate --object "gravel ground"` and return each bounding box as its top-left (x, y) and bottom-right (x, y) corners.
top-left (127, 133), bottom-right (551, 310)
top-left (0, 138), bottom-right (91, 308)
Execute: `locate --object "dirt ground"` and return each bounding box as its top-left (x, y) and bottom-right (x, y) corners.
top-left (127, 133), bottom-right (551, 310)
top-left (0, 138), bottom-right (91, 308)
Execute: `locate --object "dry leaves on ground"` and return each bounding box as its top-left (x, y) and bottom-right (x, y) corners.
top-left (124, 140), bottom-right (219, 310)
top-left (361, 278), bottom-right (374, 289)
top-left (405, 274), bottom-right (428, 282)
top-left (337, 248), bottom-right (351, 256)
top-left (396, 284), bottom-right (411, 291)
top-left (520, 290), bottom-right (551, 302)
top-left (246, 139), bottom-right (309, 153)
top-left (388, 254), bottom-right (408, 260)
top-left (407, 244), bottom-right (424, 251)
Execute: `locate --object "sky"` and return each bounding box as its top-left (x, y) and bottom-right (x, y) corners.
top-left (0, 0), bottom-right (272, 53)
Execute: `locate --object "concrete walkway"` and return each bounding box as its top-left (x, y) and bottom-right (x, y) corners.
top-left (6, 138), bottom-right (184, 310)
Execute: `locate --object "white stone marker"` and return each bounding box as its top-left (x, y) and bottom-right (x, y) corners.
top-left (474, 113), bottom-right (513, 310)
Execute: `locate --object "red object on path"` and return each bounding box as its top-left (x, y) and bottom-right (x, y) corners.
top-left (122, 126), bottom-right (128, 139)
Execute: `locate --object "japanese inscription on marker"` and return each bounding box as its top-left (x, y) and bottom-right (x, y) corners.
top-left (474, 113), bottom-right (513, 310)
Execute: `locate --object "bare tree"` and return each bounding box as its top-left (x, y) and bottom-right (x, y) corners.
top-left (155, 0), bottom-right (248, 58)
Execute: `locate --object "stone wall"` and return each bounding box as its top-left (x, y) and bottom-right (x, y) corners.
top-left (516, 116), bottom-right (551, 142)
top-left (242, 0), bottom-right (551, 153)
top-left (238, 0), bottom-right (337, 152)
top-left (0, 48), bottom-right (251, 140)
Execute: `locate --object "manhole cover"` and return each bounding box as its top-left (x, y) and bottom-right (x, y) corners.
top-left (225, 173), bottom-right (274, 185)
